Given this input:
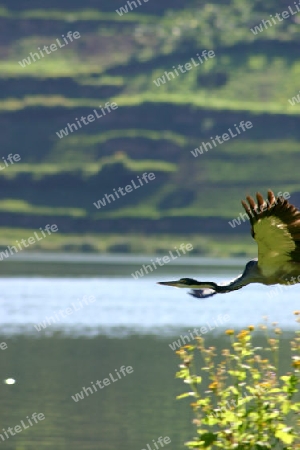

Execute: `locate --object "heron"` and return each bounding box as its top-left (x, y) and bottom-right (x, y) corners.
top-left (157, 190), bottom-right (300, 298)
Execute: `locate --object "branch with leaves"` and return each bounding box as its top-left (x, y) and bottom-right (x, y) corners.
top-left (175, 313), bottom-right (300, 449)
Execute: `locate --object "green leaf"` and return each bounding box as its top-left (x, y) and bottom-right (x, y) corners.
top-left (176, 392), bottom-right (194, 400)
top-left (185, 440), bottom-right (202, 448)
top-left (204, 415), bottom-right (219, 426)
top-left (198, 432), bottom-right (217, 447)
top-left (275, 425), bottom-right (294, 445)
top-left (193, 376), bottom-right (202, 384)
top-left (228, 386), bottom-right (239, 395)
top-left (281, 400), bottom-right (291, 415)
top-left (176, 369), bottom-right (189, 379)
top-left (256, 442), bottom-right (271, 449)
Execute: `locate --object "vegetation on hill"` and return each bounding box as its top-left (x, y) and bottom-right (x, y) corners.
top-left (0, 0), bottom-right (299, 254)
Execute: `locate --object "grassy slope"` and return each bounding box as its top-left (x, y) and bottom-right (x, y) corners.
top-left (0, 2), bottom-right (299, 255)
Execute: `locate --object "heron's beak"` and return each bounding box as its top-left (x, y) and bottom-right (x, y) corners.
top-left (157, 280), bottom-right (179, 287)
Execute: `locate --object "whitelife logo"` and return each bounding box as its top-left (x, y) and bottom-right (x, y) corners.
top-left (209, 387), bottom-right (266, 420)
top-left (140, 436), bottom-right (171, 450)
top-left (0, 342), bottom-right (7, 351)
top-left (71, 365), bottom-right (133, 402)
top-left (18, 31), bottom-right (81, 67)
top-left (0, 412), bottom-right (45, 443)
top-left (56, 102), bottom-right (118, 139)
top-left (0, 153), bottom-right (21, 170)
top-left (228, 191), bottom-right (290, 228)
top-left (169, 314), bottom-right (230, 351)
top-left (93, 172), bottom-right (155, 210)
top-left (153, 50), bottom-right (215, 87)
top-left (288, 90), bottom-right (300, 106)
top-left (0, 224), bottom-right (58, 261)
top-left (131, 243), bottom-right (193, 279)
top-left (116, 0), bottom-right (149, 16)
top-left (191, 120), bottom-right (253, 157)
top-left (267, 274), bottom-right (300, 299)
top-left (250, 2), bottom-right (300, 35)
top-left (34, 295), bottom-right (96, 332)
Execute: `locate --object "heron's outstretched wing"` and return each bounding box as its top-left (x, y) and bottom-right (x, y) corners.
top-left (241, 190), bottom-right (300, 277)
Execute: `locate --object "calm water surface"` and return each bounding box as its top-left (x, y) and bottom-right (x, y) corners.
top-left (0, 254), bottom-right (299, 449)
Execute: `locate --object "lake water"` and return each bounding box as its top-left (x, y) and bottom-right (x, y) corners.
top-left (0, 254), bottom-right (299, 449)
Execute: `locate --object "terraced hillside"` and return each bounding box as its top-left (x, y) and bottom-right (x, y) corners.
top-left (0, 0), bottom-right (299, 255)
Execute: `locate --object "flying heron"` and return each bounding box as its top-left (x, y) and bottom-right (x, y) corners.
top-left (157, 190), bottom-right (300, 298)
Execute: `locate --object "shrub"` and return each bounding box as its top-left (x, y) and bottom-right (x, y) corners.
top-left (175, 313), bottom-right (300, 449)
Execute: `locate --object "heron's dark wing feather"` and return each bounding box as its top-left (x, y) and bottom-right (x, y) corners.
top-left (241, 190), bottom-right (300, 276)
top-left (189, 289), bottom-right (217, 299)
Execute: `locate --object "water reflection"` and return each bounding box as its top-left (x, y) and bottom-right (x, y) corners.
top-left (0, 255), bottom-right (299, 449)
top-left (0, 333), bottom-right (298, 449)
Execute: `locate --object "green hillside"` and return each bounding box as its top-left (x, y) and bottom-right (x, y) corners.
top-left (0, 0), bottom-right (299, 255)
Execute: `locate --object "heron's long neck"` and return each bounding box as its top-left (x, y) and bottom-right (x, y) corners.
top-left (192, 273), bottom-right (247, 293)
top-left (215, 273), bottom-right (249, 293)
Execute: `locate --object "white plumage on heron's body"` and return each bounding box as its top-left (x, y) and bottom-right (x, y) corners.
top-left (158, 190), bottom-right (300, 298)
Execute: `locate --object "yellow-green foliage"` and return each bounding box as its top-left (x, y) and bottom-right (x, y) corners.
top-left (176, 315), bottom-right (300, 449)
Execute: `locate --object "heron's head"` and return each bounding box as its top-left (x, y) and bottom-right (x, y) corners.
top-left (157, 278), bottom-right (201, 288)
